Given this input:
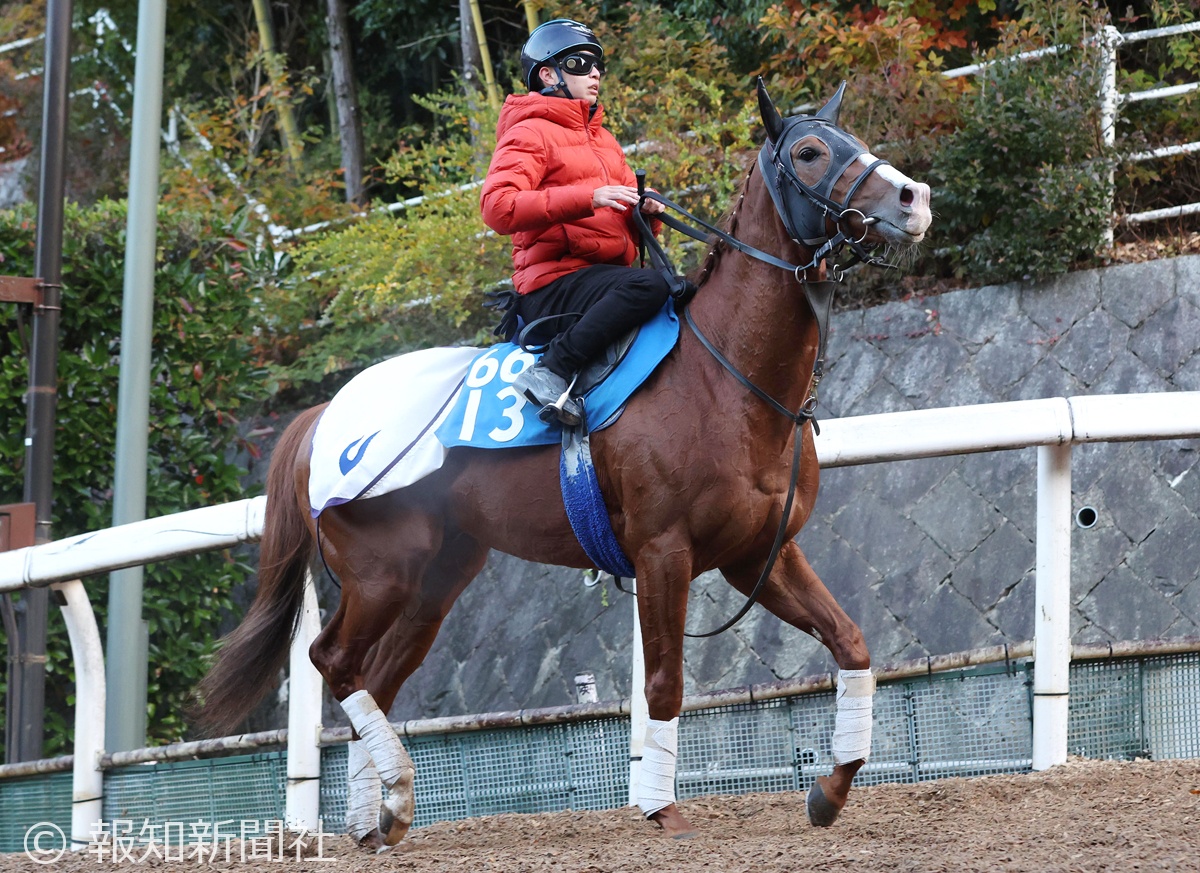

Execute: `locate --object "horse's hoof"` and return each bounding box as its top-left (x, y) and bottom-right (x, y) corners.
top-left (355, 830), bottom-right (386, 851)
top-left (649, 804), bottom-right (697, 839)
top-left (378, 795), bottom-right (414, 846)
top-left (806, 777), bottom-right (843, 827)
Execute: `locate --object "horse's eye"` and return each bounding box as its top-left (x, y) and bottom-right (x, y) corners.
top-left (797, 147), bottom-right (819, 162)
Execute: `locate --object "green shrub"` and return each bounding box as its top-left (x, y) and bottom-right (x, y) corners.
top-left (0, 200), bottom-right (266, 754)
top-left (929, 6), bottom-right (1115, 282)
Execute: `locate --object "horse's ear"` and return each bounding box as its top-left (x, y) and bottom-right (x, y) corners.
top-left (756, 76), bottom-right (785, 144)
top-left (815, 80), bottom-right (847, 124)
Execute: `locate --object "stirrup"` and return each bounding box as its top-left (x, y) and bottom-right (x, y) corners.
top-left (536, 372), bottom-right (581, 426)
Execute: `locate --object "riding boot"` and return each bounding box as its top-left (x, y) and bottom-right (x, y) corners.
top-left (514, 363), bottom-right (583, 427)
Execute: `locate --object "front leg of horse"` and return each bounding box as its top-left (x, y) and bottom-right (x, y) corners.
top-left (722, 542), bottom-right (873, 827)
top-left (633, 543), bottom-right (698, 838)
top-left (640, 717), bottom-right (695, 838)
top-left (806, 667), bottom-right (875, 827)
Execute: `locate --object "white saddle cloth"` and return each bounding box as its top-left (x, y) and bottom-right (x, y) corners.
top-left (307, 346), bottom-right (481, 516)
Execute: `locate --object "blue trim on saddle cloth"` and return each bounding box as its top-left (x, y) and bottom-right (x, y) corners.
top-left (560, 431), bottom-right (636, 578)
top-left (435, 302), bottom-right (679, 450)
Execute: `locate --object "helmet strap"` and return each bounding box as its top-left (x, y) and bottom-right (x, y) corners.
top-left (538, 63), bottom-right (574, 100)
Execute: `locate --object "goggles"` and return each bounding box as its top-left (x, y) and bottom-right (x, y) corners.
top-left (559, 53), bottom-right (605, 76)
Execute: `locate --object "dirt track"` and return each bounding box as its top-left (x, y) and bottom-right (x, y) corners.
top-left (6, 758), bottom-right (1199, 872)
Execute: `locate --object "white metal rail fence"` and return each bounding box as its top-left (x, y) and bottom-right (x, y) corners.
top-left (1102, 23), bottom-right (1200, 228)
top-left (1, 391), bottom-right (1199, 849)
top-left (944, 21), bottom-right (1200, 237)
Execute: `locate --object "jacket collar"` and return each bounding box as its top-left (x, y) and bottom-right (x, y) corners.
top-left (496, 92), bottom-right (605, 137)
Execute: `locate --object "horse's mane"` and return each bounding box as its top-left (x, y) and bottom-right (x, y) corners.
top-left (692, 157), bottom-right (756, 291)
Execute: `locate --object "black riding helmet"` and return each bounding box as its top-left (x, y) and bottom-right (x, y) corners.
top-left (521, 18), bottom-right (604, 91)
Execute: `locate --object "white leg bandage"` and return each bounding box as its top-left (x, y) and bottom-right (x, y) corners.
top-left (344, 739), bottom-right (381, 841)
top-left (340, 690), bottom-right (414, 790)
top-left (831, 669), bottom-right (875, 765)
top-left (637, 717), bottom-right (679, 817)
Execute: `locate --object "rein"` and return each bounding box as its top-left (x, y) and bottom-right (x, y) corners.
top-left (631, 182), bottom-right (843, 434)
top-left (630, 150), bottom-right (889, 638)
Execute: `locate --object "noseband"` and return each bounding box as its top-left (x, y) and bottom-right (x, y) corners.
top-left (758, 116), bottom-right (889, 260)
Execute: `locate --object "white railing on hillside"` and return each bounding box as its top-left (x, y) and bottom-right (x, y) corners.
top-left (9, 14), bottom-right (1194, 244)
top-left (2, 391), bottom-right (1199, 848)
top-left (945, 21), bottom-right (1200, 237)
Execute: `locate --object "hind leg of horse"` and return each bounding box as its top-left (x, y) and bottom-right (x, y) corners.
top-left (309, 503), bottom-right (445, 845)
top-left (632, 538), bottom-right (699, 838)
top-left (721, 541), bottom-right (872, 827)
top-left (342, 531), bottom-right (489, 849)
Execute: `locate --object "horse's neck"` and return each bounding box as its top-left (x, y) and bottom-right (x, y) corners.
top-left (688, 176), bottom-right (821, 415)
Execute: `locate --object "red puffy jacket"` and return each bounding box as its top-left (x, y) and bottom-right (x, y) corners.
top-left (481, 93), bottom-right (648, 294)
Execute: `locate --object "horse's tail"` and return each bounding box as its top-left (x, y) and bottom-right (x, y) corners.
top-left (193, 403), bottom-right (327, 736)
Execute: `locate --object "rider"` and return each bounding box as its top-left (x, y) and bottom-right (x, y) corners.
top-left (480, 18), bottom-right (669, 427)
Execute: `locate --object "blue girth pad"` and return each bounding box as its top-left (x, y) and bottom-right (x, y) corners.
top-left (560, 430), bottom-right (637, 578)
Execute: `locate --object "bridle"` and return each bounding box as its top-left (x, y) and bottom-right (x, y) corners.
top-left (630, 90), bottom-right (895, 638)
top-left (759, 114), bottom-right (891, 269)
top-left (633, 104), bottom-right (894, 418)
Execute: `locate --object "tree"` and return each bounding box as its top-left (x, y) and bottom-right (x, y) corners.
top-left (250, 0), bottom-right (305, 170)
top-left (325, 0), bottom-right (365, 204)
top-left (459, 0), bottom-right (484, 97)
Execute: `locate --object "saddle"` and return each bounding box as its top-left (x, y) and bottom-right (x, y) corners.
top-left (485, 287), bottom-right (639, 409)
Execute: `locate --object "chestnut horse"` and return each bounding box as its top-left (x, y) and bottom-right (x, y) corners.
top-left (196, 81), bottom-right (931, 847)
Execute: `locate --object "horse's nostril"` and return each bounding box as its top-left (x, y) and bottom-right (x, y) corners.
top-left (899, 186), bottom-right (915, 208)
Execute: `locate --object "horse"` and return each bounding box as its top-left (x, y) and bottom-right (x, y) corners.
top-left (195, 80), bottom-right (932, 847)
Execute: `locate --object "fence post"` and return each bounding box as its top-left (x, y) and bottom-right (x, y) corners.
top-left (1033, 444), bottom-right (1072, 770)
top-left (1099, 24), bottom-right (1120, 248)
top-left (628, 580), bottom-right (647, 807)
top-left (58, 580), bottom-right (104, 849)
top-left (285, 573), bottom-right (323, 830)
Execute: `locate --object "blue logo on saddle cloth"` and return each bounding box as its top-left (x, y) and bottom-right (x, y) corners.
top-left (436, 303), bottom-right (680, 449)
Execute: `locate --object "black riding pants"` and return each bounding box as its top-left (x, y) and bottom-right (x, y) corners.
top-left (515, 264), bottom-right (672, 378)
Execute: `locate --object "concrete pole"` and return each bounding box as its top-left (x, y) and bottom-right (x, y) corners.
top-left (1032, 444), bottom-right (1072, 770)
top-left (106, 0), bottom-right (167, 754)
